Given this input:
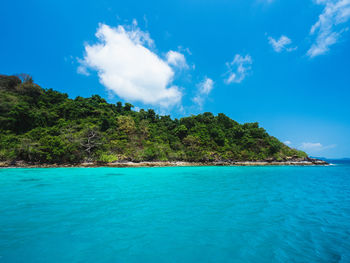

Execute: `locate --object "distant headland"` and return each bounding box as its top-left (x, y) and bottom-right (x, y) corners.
top-left (0, 74), bottom-right (328, 167)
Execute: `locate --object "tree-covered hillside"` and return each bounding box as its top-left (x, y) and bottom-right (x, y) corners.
top-left (0, 74), bottom-right (307, 164)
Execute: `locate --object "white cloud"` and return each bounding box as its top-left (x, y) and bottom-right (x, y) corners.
top-left (284, 140), bottom-right (292, 146)
top-left (166, 50), bottom-right (189, 69)
top-left (307, 0), bottom-right (350, 57)
top-left (268, 35), bottom-right (297, 52)
top-left (78, 22), bottom-right (183, 107)
top-left (225, 54), bottom-right (252, 84)
top-left (193, 77), bottom-right (214, 108)
top-left (299, 142), bottom-right (336, 153)
top-left (300, 142), bottom-right (323, 150)
top-left (77, 65), bottom-right (90, 76)
top-left (77, 58), bottom-right (90, 76)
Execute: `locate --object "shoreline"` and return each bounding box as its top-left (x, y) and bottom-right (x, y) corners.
top-left (0, 159), bottom-right (329, 168)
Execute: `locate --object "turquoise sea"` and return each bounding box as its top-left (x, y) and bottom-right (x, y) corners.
top-left (1, 163), bottom-right (350, 263)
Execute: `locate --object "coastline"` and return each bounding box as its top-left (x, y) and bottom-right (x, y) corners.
top-left (0, 158), bottom-right (329, 168)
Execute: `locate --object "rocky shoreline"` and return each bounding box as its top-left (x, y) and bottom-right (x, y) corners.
top-left (0, 158), bottom-right (328, 168)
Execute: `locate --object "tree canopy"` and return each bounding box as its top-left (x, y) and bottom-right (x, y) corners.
top-left (0, 74), bottom-right (307, 164)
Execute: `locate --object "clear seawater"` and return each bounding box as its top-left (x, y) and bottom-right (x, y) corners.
top-left (1, 163), bottom-right (350, 263)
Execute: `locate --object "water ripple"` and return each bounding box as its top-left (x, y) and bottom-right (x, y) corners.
top-left (0, 165), bottom-right (349, 262)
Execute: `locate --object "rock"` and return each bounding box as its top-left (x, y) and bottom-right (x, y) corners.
top-left (0, 162), bottom-right (9, 167)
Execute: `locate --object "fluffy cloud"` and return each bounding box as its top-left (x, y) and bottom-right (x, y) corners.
top-left (307, 0), bottom-right (350, 58)
top-left (166, 51), bottom-right (188, 69)
top-left (193, 77), bottom-right (214, 108)
top-left (225, 54), bottom-right (252, 84)
top-left (78, 23), bottom-right (183, 107)
top-left (299, 142), bottom-right (336, 152)
top-left (284, 140), bottom-right (292, 146)
top-left (77, 63), bottom-right (90, 76)
top-left (268, 35), bottom-right (297, 52)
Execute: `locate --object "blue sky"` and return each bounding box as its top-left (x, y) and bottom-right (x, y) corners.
top-left (1, 0), bottom-right (350, 158)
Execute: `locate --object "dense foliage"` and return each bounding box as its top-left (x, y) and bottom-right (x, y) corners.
top-left (0, 74), bottom-right (307, 163)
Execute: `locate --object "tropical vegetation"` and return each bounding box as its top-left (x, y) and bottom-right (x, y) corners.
top-left (0, 74), bottom-right (307, 164)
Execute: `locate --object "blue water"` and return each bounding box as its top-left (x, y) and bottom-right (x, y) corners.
top-left (1, 164), bottom-right (350, 263)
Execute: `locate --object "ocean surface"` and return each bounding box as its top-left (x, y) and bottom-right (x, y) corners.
top-left (1, 162), bottom-right (350, 263)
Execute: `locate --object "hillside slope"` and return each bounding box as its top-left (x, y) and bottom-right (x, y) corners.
top-left (0, 74), bottom-right (308, 164)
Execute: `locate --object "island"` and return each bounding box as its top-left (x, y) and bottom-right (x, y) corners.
top-left (0, 74), bottom-right (328, 167)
